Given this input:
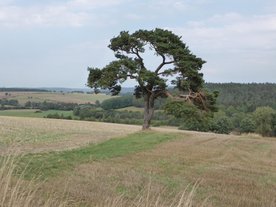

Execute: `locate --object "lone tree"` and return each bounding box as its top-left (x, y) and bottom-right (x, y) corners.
top-left (88, 28), bottom-right (211, 129)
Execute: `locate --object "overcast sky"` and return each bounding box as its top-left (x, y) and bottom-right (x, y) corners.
top-left (0, 0), bottom-right (275, 88)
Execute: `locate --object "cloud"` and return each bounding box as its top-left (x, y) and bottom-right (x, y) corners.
top-left (0, 5), bottom-right (88, 27)
top-left (0, 0), bottom-right (124, 27)
top-left (171, 13), bottom-right (276, 51)
top-left (168, 13), bottom-right (276, 82)
top-left (69, 0), bottom-right (123, 9)
top-left (146, 0), bottom-right (212, 12)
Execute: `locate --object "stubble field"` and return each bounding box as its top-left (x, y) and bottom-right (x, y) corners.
top-left (0, 116), bottom-right (275, 207)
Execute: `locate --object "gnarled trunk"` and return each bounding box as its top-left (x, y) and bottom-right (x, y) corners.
top-left (142, 94), bottom-right (155, 130)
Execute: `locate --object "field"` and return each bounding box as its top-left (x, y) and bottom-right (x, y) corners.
top-left (0, 116), bottom-right (275, 206)
top-left (116, 106), bottom-right (144, 112)
top-left (0, 109), bottom-right (75, 118)
top-left (0, 91), bottom-right (113, 104)
top-left (0, 116), bottom-right (140, 155)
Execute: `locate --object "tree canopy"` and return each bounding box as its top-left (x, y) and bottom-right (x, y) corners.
top-left (87, 28), bottom-right (209, 129)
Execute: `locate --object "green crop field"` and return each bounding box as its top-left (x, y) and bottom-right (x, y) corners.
top-left (0, 91), bottom-right (114, 105)
top-left (0, 117), bottom-right (275, 207)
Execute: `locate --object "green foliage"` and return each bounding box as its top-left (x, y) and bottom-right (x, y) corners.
top-left (24, 101), bottom-right (77, 111)
top-left (240, 117), bottom-right (256, 133)
top-left (0, 99), bottom-right (19, 106)
top-left (46, 113), bottom-right (72, 120)
top-left (210, 113), bottom-right (233, 134)
top-left (205, 83), bottom-right (276, 112)
top-left (73, 105), bottom-right (177, 126)
top-left (164, 101), bottom-right (199, 118)
top-left (163, 92), bottom-right (218, 131)
top-left (179, 116), bottom-right (210, 132)
top-left (253, 107), bottom-right (276, 137)
top-left (101, 95), bottom-right (133, 110)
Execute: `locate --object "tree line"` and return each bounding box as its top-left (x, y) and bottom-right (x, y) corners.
top-left (205, 83), bottom-right (276, 111)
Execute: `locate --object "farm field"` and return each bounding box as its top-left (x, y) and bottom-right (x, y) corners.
top-left (0, 116), bottom-right (140, 154)
top-left (0, 91), bottom-right (113, 104)
top-left (0, 117), bottom-right (275, 206)
top-left (0, 109), bottom-right (75, 118)
top-left (116, 106), bottom-right (144, 112)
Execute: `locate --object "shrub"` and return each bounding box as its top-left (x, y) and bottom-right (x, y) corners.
top-left (210, 115), bottom-right (233, 134)
top-left (240, 117), bottom-right (256, 133)
top-left (253, 107), bottom-right (276, 137)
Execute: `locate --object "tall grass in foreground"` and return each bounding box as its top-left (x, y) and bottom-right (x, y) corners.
top-left (0, 154), bottom-right (67, 207)
top-left (96, 181), bottom-right (204, 207)
top-left (0, 154), bottom-right (203, 207)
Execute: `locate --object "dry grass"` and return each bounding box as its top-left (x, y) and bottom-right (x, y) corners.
top-left (44, 130), bottom-right (276, 207)
top-left (0, 153), bottom-right (199, 207)
top-left (0, 154), bottom-right (68, 207)
top-left (0, 117), bottom-right (275, 206)
top-left (0, 116), bottom-right (140, 155)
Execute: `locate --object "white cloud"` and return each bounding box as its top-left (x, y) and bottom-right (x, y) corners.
top-left (147, 0), bottom-right (211, 12)
top-left (169, 13), bottom-right (276, 82)
top-left (171, 13), bottom-right (276, 51)
top-left (0, 5), bottom-right (87, 27)
top-left (0, 0), bottom-right (125, 27)
top-left (69, 0), bottom-right (123, 9)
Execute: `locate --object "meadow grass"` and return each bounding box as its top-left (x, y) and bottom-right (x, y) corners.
top-left (16, 131), bottom-right (176, 179)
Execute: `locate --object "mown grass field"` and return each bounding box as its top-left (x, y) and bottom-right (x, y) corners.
top-left (0, 116), bottom-right (140, 155)
top-left (0, 117), bottom-right (275, 206)
top-left (0, 109), bottom-right (75, 118)
top-left (0, 91), bottom-right (113, 104)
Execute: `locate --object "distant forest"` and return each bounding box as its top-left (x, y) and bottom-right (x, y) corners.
top-left (204, 83), bottom-right (276, 111)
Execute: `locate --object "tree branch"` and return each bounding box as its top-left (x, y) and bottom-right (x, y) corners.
top-left (165, 90), bottom-right (209, 111)
top-left (131, 48), bottom-right (145, 69)
top-left (153, 89), bottom-right (166, 98)
top-left (155, 54), bottom-right (175, 74)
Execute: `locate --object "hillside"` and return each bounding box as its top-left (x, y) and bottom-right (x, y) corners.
top-left (205, 83), bottom-right (276, 110)
top-left (0, 117), bottom-right (275, 206)
top-left (0, 91), bottom-right (113, 105)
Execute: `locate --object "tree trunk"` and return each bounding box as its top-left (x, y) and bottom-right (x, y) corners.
top-left (142, 94), bottom-right (155, 130)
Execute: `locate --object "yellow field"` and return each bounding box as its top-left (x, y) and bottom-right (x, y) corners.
top-left (0, 116), bottom-right (140, 154)
top-left (0, 91), bottom-right (113, 104)
top-left (0, 117), bottom-right (275, 206)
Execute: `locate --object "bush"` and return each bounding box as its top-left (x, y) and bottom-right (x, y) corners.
top-left (253, 107), bottom-right (276, 137)
top-left (46, 113), bottom-right (72, 120)
top-left (240, 117), bottom-right (256, 133)
top-left (210, 115), bottom-right (233, 134)
top-left (101, 96), bottom-right (133, 110)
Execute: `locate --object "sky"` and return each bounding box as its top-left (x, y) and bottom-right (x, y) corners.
top-left (0, 0), bottom-right (275, 88)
